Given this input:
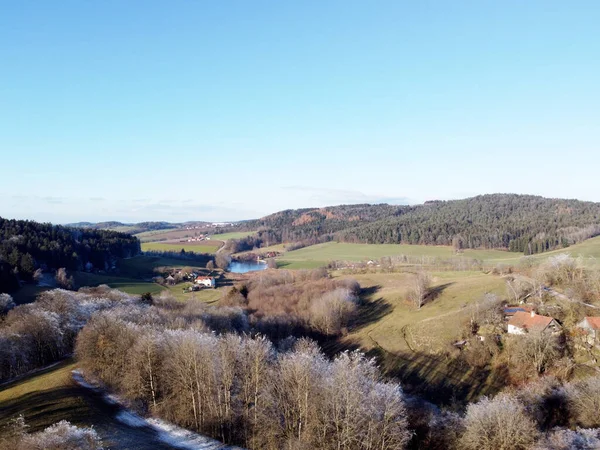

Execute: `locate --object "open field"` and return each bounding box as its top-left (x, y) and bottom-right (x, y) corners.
top-left (164, 282), bottom-right (223, 303)
top-left (329, 270), bottom-right (508, 403)
top-left (135, 228), bottom-right (204, 242)
top-left (277, 238), bottom-right (600, 269)
top-left (119, 255), bottom-right (210, 278)
top-left (74, 272), bottom-right (166, 295)
top-left (141, 241), bottom-right (222, 254)
top-left (210, 231), bottom-right (255, 241)
top-left (340, 270), bottom-right (506, 354)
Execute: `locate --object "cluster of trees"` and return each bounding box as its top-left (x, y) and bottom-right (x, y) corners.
top-left (221, 269), bottom-right (360, 337)
top-left (0, 417), bottom-right (102, 450)
top-left (338, 195), bottom-right (600, 254)
top-left (0, 287), bottom-right (138, 382)
top-left (76, 311), bottom-right (411, 450)
top-left (0, 217), bottom-right (141, 291)
top-left (422, 376), bottom-right (600, 450)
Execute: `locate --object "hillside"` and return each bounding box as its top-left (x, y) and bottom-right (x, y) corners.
top-left (0, 217), bottom-right (141, 292)
top-left (239, 203), bottom-right (410, 244)
top-left (244, 194), bottom-right (600, 255)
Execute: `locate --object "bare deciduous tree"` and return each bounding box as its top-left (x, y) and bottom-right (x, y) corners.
top-left (460, 394), bottom-right (538, 450)
top-left (408, 271), bottom-right (431, 310)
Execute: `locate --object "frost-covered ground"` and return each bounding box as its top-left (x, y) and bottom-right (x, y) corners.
top-left (72, 370), bottom-right (241, 450)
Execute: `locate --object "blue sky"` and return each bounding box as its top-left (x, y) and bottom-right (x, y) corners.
top-left (1, 1), bottom-right (599, 223)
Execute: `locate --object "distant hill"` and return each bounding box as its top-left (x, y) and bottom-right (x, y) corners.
top-left (0, 217), bottom-right (141, 292)
top-left (241, 195), bottom-right (600, 255)
top-left (67, 221), bottom-right (188, 234)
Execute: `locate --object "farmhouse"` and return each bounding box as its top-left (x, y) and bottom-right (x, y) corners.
top-left (576, 317), bottom-right (600, 344)
top-left (507, 311), bottom-right (560, 335)
top-left (195, 276), bottom-right (216, 288)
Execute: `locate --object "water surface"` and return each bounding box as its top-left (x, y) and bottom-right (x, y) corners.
top-left (228, 261), bottom-right (268, 273)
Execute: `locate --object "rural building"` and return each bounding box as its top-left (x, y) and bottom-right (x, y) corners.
top-left (575, 317), bottom-right (600, 344)
top-left (195, 276), bottom-right (216, 288)
top-left (507, 311), bottom-right (560, 335)
top-left (165, 275), bottom-right (176, 285)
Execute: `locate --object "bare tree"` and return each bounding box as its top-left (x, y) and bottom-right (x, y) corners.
top-left (566, 376), bottom-right (600, 428)
top-left (505, 277), bottom-right (533, 304)
top-left (55, 268), bottom-right (74, 289)
top-left (0, 294), bottom-right (15, 315)
top-left (507, 331), bottom-right (561, 376)
top-left (460, 393), bottom-right (539, 450)
top-left (408, 271), bottom-right (431, 309)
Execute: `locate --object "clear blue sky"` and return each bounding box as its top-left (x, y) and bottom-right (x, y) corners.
top-left (1, 1), bottom-right (599, 223)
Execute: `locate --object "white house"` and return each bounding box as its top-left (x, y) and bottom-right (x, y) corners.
top-left (195, 276), bottom-right (216, 288)
top-left (507, 311), bottom-right (560, 335)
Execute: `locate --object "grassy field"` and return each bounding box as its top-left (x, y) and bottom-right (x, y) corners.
top-left (164, 282), bottom-right (223, 303)
top-left (278, 238), bottom-right (600, 269)
top-left (135, 228), bottom-right (201, 243)
top-left (74, 272), bottom-right (166, 295)
top-left (0, 360), bottom-right (89, 433)
top-left (210, 231), bottom-right (255, 241)
top-left (141, 241), bottom-right (221, 254)
top-left (330, 270), bottom-right (508, 403)
top-left (340, 270), bottom-right (506, 354)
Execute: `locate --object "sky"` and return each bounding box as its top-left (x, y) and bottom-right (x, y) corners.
top-left (1, 1), bottom-right (599, 223)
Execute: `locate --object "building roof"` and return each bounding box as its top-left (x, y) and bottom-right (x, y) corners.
top-left (504, 305), bottom-right (534, 316)
top-left (508, 311), bottom-right (554, 332)
top-left (584, 317), bottom-right (600, 330)
top-left (196, 276), bottom-right (213, 281)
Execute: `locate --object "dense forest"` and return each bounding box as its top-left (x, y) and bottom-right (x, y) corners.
top-left (239, 203), bottom-right (408, 246)
top-left (0, 217), bottom-right (141, 291)
top-left (240, 195), bottom-right (600, 255)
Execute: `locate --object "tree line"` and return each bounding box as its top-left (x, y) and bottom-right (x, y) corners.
top-left (0, 287), bottom-right (139, 382)
top-left (233, 195), bottom-right (600, 255)
top-left (0, 217), bottom-right (141, 292)
top-left (76, 312), bottom-right (411, 450)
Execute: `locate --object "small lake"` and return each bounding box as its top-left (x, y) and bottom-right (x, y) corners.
top-left (228, 260), bottom-right (268, 273)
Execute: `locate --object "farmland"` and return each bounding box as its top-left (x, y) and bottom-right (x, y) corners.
top-left (141, 241), bottom-right (222, 254)
top-left (211, 231), bottom-right (256, 240)
top-left (277, 237), bottom-right (600, 269)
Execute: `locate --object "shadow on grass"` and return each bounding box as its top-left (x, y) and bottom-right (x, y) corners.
top-left (324, 339), bottom-right (507, 407)
top-left (424, 282), bottom-right (454, 306)
top-left (351, 285), bottom-right (393, 330)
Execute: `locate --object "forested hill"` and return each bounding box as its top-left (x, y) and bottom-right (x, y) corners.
top-left (239, 204), bottom-right (411, 244)
top-left (245, 195), bottom-right (600, 255)
top-left (0, 218), bottom-right (141, 291)
top-left (337, 195), bottom-right (600, 253)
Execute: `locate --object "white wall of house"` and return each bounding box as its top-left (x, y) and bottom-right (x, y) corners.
top-left (196, 278), bottom-right (215, 287)
top-left (508, 324), bottom-right (525, 335)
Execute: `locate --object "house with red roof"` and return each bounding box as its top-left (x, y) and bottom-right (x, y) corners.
top-left (576, 317), bottom-right (600, 344)
top-left (195, 276), bottom-right (216, 288)
top-left (507, 310), bottom-right (561, 335)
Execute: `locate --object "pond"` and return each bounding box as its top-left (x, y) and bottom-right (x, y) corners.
top-left (228, 260), bottom-right (268, 273)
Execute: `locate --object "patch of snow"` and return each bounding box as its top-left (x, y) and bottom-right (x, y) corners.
top-left (147, 418), bottom-right (241, 449)
top-left (115, 411), bottom-right (147, 428)
top-left (72, 370), bottom-right (242, 449)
